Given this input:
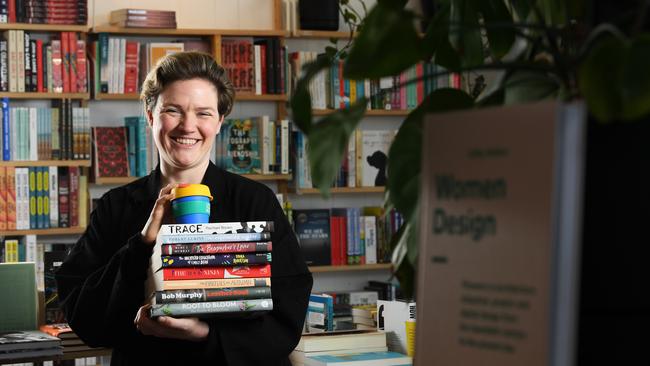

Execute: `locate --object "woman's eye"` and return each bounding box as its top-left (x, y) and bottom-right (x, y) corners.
top-left (199, 112), bottom-right (212, 117)
top-left (164, 108), bottom-right (179, 114)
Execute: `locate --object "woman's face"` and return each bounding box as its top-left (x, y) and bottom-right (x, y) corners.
top-left (147, 78), bottom-right (224, 172)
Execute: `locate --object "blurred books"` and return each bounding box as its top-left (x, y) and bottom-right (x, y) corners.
top-left (109, 9), bottom-right (176, 29)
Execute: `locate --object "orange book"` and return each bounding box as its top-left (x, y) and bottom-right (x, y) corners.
top-left (0, 166), bottom-right (6, 230)
top-left (6, 166), bottom-right (16, 230)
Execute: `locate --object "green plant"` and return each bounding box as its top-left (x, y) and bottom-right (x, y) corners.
top-left (290, 0), bottom-right (650, 298)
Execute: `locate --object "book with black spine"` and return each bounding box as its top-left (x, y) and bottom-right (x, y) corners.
top-left (150, 298), bottom-right (273, 318)
top-left (155, 286), bottom-right (272, 304)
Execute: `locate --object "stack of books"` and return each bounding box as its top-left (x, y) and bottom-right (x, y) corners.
top-left (40, 323), bottom-right (108, 354)
top-left (109, 9), bottom-right (177, 29)
top-left (147, 222), bottom-right (275, 318)
top-left (290, 330), bottom-right (389, 366)
top-left (0, 330), bottom-right (62, 361)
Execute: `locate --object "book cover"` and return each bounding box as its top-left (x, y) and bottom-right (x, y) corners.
top-left (160, 253), bottom-right (272, 268)
top-left (44, 244), bottom-right (70, 324)
top-left (155, 286), bottom-right (272, 304)
top-left (307, 293), bottom-right (334, 332)
top-left (360, 130), bottom-right (394, 187)
top-left (147, 42), bottom-right (183, 71)
top-left (414, 101), bottom-right (586, 366)
top-left (158, 232), bottom-right (271, 244)
top-left (162, 263), bottom-right (271, 281)
top-left (161, 241), bottom-right (272, 255)
top-left (220, 118), bottom-right (261, 174)
top-left (0, 330), bottom-right (60, 352)
top-left (159, 277), bottom-right (271, 291)
top-left (92, 126), bottom-right (129, 178)
top-left (0, 263), bottom-right (37, 332)
top-left (293, 209), bottom-right (331, 266)
top-left (150, 298), bottom-right (273, 318)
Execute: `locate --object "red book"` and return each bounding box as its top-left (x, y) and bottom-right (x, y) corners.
top-left (339, 216), bottom-right (347, 266)
top-left (330, 215), bottom-right (339, 265)
top-left (123, 41), bottom-right (139, 93)
top-left (161, 241), bottom-right (272, 255)
top-left (8, 0), bottom-right (16, 23)
top-left (338, 60), bottom-right (345, 109)
top-left (92, 127), bottom-right (129, 178)
top-left (60, 32), bottom-right (70, 93)
top-left (68, 32), bottom-right (77, 93)
top-left (36, 39), bottom-right (44, 92)
top-left (0, 167), bottom-right (6, 231)
top-left (75, 39), bottom-right (87, 93)
top-left (162, 264), bottom-right (272, 281)
top-left (259, 44), bottom-right (267, 94)
top-left (69, 166), bottom-right (78, 227)
top-left (6, 166), bottom-right (15, 230)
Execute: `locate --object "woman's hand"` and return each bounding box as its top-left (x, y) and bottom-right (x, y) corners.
top-left (134, 304), bottom-right (210, 342)
top-left (140, 183), bottom-right (178, 245)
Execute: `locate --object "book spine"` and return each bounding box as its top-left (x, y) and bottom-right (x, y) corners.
top-left (162, 263), bottom-right (272, 280)
top-left (29, 40), bottom-right (36, 91)
top-left (160, 221), bottom-right (274, 235)
top-left (155, 286), bottom-right (272, 304)
top-left (150, 298), bottom-right (273, 317)
top-left (162, 277), bottom-right (272, 291)
top-left (58, 166), bottom-right (69, 227)
top-left (28, 166), bottom-right (36, 229)
top-left (98, 33), bottom-right (108, 93)
top-left (60, 32), bottom-right (69, 92)
top-left (6, 166), bottom-right (15, 229)
top-left (68, 32), bottom-right (77, 93)
top-left (160, 253), bottom-right (272, 268)
top-left (16, 30), bottom-right (23, 92)
top-left (2, 97), bottom-right (8, 160)
top-left (35, 39), bottom-right (42, 92)
top-left (75, 39), bottom-right (86, 93)
top-left (51, 39), bottom-right (62, 93)
top-left (68, 166), bottom-right (78, 227)
top-left (36, 165), bottom-right (43, 229)
top-left (0, 166), bottom-right (5, 230)
top-left (28, 107), bottom-right (36, 160)
top-left (49, 166), bottom-right (58, 227)
top-left (23, 31), bottom-right (30, 92)
top-left (42, 165), bottom-right (49, 228)
top-left (159, 232), bottom-right (271, 244)
top-left (161, 241), bottom-right (272, 255)
top-left (0, 40), bottom-right (7, 92)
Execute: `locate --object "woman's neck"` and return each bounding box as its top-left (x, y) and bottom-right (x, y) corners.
top-left (160, 159), bottom-right (210, 187)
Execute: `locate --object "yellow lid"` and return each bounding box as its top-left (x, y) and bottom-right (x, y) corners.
top-left (172, 183), bottom-right (213, 201)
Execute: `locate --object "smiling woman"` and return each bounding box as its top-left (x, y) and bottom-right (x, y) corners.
top-left (55, 52), bottom-right (313, 366)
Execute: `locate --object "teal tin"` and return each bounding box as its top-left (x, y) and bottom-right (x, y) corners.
top-left (170, 184), bottom-right (213, 224)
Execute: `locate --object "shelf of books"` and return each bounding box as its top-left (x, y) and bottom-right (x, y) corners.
top-left (243, 173), bottom-right (292, 181)
top-left (0, 227), bottom-right (86, 236)
top-left (0, 23), bottom-right (89, 32)
top-left (93, 93), bottom-right (288, 102)
top-left (292, 187), bottom-right (384, 195)
top-left (309, 263), bottom-right (392, 273)
top-left (312, 109), bottom-right (411, 117)
top-left (0, 92), bottom-right (91, 100)
top-left (91, 26), bottom-right (288, 37)
top-left (0, 160), bottom-right (91, 167)
top-left (93, 176), bottom-right (137, 185)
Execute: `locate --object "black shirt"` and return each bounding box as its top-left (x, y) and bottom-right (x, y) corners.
top-left (56, 163), bottom-right (313, 365)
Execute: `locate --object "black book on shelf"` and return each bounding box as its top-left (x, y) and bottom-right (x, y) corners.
top-left (293, 209), bottom-right (331, 266)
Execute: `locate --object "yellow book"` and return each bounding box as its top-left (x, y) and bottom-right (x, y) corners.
top-left (148, 43), bottom-right (184, 71)
top-left (36, 167), bottom-right (43, 228)
top-left (4, 239), bottom-right (19, 262)
top-left (29, 167), bottom-right (36, 229)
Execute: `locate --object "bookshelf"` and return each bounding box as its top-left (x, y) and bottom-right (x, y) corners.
top-left (0, 347), bottom-right (111, 364)
top-left (91, 26), bottom-right (288, 37)
top-left (0, 23), bottom-right (89, 32)
top-left (290, 30), bottom-right (355, 39)
top-left (0, 92), bottom-right (91, 100)
top-left (312, 109), bottom-right (411, 117)
top-left (91, 174), bottom-right (292, 186)
top-left (291, 187), bottom-right (384, 194)
top-left (0, 227), bottom-right (86, 236)
top-left (94, 92), bottom-right (288, 102)
top-left (0, 160), bottom-right (92, 167)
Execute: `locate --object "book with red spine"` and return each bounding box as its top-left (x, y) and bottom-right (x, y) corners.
top-left (6, 166), bottom-right (16, 230)
top-left (75, 39), bottom-right (86, 93)
top-left (8, 0), bottom-right (16, 23)
top-left (68, 166), bottom-right (78, 227)
top-left (161, 241), bottom-right (272, 255)
top-left (123, 40), bottom-right (139, 93)
top-left (162, 263), bottom-right (272, 281)
top-left (155, 286), bottom-right (272, 304)
top-left (67, 32), bottom-right (77, 93)
top-left (160, 253), bottom-right (272, 268)
top-left (60, 33), bottom-right (70, 93)
top-left (258, 43), bottom-right (267, 94)
top-left (36, 39), bottom-right (43, 92)
top-left (330, 213), bottom-right (340, 265)
top-left (58, 167), bottom-right (69, 227)
top-left (0, 166), bottom-right (6, 231)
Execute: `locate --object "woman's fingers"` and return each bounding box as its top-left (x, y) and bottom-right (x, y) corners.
top-left (140, 183), bottom-right (178, 244)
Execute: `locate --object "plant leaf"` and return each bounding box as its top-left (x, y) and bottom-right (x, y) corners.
top-left (620, 35), bottom-right (650, 120)
top-left (477, 0), bottom-right (516, 60)
top-left (510, 0), bottom-right (530, 20)
top-left (503, 70), bottom-right (559, 105)
top-left (449, 0), bottom-right (484, 67)
top-left (290, 55), bottom-right (334, 134)
top-left (387, 88), bottom-right (474, 222)
top-left (307, 98), bottom-right (368, 197)
top-left (578, 36), bottom-right (624, 122)
top-left (537, 0), bottom-right (567, 26)
top-left (422, 3), bottom-right (461, 70)
top-left (344, 2), bottom-right (422, 79)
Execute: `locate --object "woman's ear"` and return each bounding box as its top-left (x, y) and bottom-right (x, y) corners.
top-left (215, 115), bottom-right (225, 135)
top-left (145, 109), bottom-right (154, 128)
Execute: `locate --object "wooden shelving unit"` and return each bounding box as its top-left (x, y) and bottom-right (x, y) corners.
top-left (0, 92), bottom-right (90, 100)
top-left (0, 160), bottom-right (92, 167)
top-left (291, 29), bottom-right (355, 39)
top-left (0, 23), bottom-right (89, 32)
top-left (92, 174), bottom-right (292, 185)
top-left (94, 93), bottom-right (140, 101)
top-left (292, 187), bottom-right (384, 195)
top-left (309, 263), bottom-right (392, 273)
top-left (91, 26), bottom-right (288, 37)
top-left (242, 173), bottom-right (292, 181)
top-left (0, 227), bottom-right (86, 236)
top-left (312, 109), bottom-right (411, 117)
top-left (92, 176), bottom-right (138, 185)
top-left (94, 93), bottom-right (287, 102)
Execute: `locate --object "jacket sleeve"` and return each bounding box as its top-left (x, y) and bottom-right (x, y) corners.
top-left (55, 193), bottom-right (153, 348)
top-left (204, 185), bottom-right (313, 365)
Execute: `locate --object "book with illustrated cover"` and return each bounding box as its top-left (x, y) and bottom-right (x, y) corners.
top-left (162, 263), bottom-right (271, 281)
top-left (358, 130), bottom-right (395, 187)
top-left (92, 127), bottom-right (129, 178)
top-left (150, 298), bottom-right (273, 318)
top-left (0, 330), bottom-right (61, 352)
top-left (155, 286), bottom-right (272, 304)
top-left (293, 209), bottom-right (331, 266)
top-left (160, 253), bottom-right (272, 268)
top-left (161, 241), bottom-right (272, 255)
top-left (159, 221), bottom-right (274, 236)
top-left (219, 118), bottom-right (261, 174)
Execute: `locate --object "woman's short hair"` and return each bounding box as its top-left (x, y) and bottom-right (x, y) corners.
top-left (140, 51), bottom-right (235, 117)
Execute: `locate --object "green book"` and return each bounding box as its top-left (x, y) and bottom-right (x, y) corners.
top-left (0, 262), bottom-right (37, 332)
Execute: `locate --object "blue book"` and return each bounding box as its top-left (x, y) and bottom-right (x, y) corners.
top-left (124, 118), bottom-right (137, 176)
top-left (2, 97), bottom-right (9, 160)
top-left (305, 351), bottom-right (412, 366)
top-left (42, 166), bottom-right (50, 229)
top-left (307, 293), bottom-right (334, 332)
top-left (98, 33), bottom-right (109, 93)
top-left (36, 166), bottom-right (43, 229)
top-left (222, 118), bottom-right (261, 174)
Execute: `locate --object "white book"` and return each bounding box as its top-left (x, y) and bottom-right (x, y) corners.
top-left (24, 234), bottom-right (37, 263)
top-left (84, 107), bottom-right (90, 159)
top-left (118, 38), bottom-right (126, 94)
top-left (347, 133), bottom-right (356, 187)
top-left (7, 30), bottom-right (17, 92)
top-left (29, 107), bottom-right (37, 161)
top-left (16, 30), bottom-right (24, 93)
top-left (36, 243), bottom-right (45, 292)
top-left (360, 130), bottom-right (394, 187)
top-left (10, 107), bottom-right (17, 160)
top-left (15, 167), bottom-right (29, 229)
top-left (254, 45), bottom-right (262, 95)
top-left (258, 115), bottom-right (271, 174)
top-left (364, 215), bottom-right (377, 264)
top-left (281, 119), bottom-right (289, 174)
top-left (109, 38), bottom-right (117, 93)
top-left (49, 166), bottom-right (58, 228)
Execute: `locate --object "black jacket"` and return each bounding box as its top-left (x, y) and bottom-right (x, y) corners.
top-left (56, 163), bottom-right (313, 365)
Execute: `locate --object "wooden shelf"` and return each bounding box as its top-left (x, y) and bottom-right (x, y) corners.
top-left (312, 109), bottom-right (411, 116)
top-left (94, 93), bottom-right (287, 102)
top-left (93, 176), bottom-right (138, 185)
top-left (0, 92), bottom-right (90, 100)
top-left (292, 187), bottom-right (384, 194)
top-left (0, 160), bottom-right (91, 167)
top-left (0, 227), bottom-right (86, 236)
top-left (0, 23), bottom-right (89, 32)
top-left (309, 263), bottom-right (392, 273)
top-left (291, 29), bottom-right (356, 39)
top-left (91, 26), bottom-right (288, 37)
top-left (0, 347), bottom-right (111, 364)
top-left (242, 173), bottom-right (292, 181)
